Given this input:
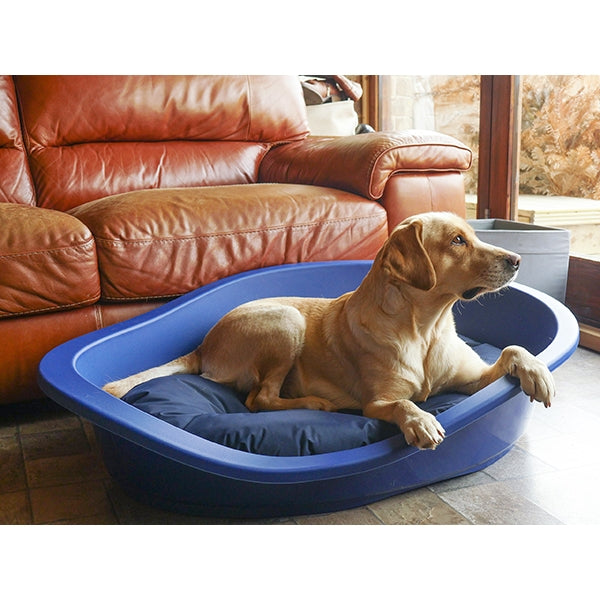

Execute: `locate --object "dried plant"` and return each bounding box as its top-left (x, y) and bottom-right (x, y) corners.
top-left (520, 75), bottom-right (600, 199)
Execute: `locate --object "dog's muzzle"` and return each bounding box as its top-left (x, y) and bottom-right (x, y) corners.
top-left (462, 251), bottom-right (522, 301)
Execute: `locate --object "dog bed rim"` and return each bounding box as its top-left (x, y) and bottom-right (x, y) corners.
top-left (38, 262), bottom-right (579, 485)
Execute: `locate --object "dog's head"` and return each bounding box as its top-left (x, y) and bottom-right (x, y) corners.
top-left (379, 212), bottom-right (521, 301)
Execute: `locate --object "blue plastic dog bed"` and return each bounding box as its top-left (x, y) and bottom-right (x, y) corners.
top-left (38, 261), bottom-right (579, 518)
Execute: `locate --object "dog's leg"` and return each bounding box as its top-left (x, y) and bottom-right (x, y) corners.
top-left (240, 338), bottom-right (337, 412)
top-left (102, 350), bottom-right (201, 398)
top-left (362, 397), bottom-right (445, 450)
top-left (201, 301), bottom-right (337, 413)
top-left (245, 368), bottom-right (337, 413)
top-left (450, 344), bottom-right (555, 407)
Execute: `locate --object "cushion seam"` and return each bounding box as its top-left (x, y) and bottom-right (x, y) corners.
top-left (0, 294), bottom-right (101, 319)
top-left (93, 213), bottom-right (387, 247)
top-left (0, 237), bottom-right (96, 260)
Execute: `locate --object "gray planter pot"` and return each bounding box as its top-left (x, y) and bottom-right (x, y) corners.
top-left (468, 219), bottom-right (570, 302)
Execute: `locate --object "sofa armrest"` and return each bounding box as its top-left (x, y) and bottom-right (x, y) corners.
top-left (259, 130), bottom-right (472, 200)
top-left (0, 204), bottom-right (100, 317)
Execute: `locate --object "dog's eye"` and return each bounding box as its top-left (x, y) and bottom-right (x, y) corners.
top-left (451, 235), bottom-right (467, 246)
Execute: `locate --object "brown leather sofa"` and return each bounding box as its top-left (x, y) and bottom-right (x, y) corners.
top-left (0, 75), bottom-right (472, 405)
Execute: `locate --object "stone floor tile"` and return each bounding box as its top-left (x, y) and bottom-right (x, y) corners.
top-left (17, 401), bottom-right (81, 435)
top-left (0, 413), bottom-right (18, 438)
top-left (502, 465), bottom-right (600, 525)
top-left (517, 431), bottom-right (600, 471)
top-left (516, 412), bottom-right (562, 444)
top-left (20, 427), bottom-right (90, 462)
top-left (294, 506), bottom-right (382, 525)
top-left (438, 480), bottom-right (562, 524)
top-left (483, 445), bottom-right (556, 481)
top-left (553, 347), bottom-right (600, 405)
top-left (0, 434), bottom-right (27, 494)
top-left (48, 513), bottom-right (119, 525)
top-left (533, 402), bottom-right (600, 438)
top-left (428, 469), bottom-right (495, 493)
top-left (25, 452), bottom-right (109, 489)
top-left (30, 480), bottom-right (115, 524)
top-left (369, 487), bottom-right (471, 524)
top-left (0, 490), bottom-right (32, 525)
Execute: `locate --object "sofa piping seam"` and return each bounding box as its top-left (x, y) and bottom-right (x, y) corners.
top-left (0, 293), bottom-right (101, 319)
top-left (91, 213), bottom-right (387, 247)
top-left (0, 237), bottom-right (96, 260)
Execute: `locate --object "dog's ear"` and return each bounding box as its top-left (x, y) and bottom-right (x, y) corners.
top-left (380, 221), bottom-right (436, 291)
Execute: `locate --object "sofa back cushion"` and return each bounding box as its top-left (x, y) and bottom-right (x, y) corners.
top-left (0, 76), bottom-right (36, 205)
top-left (14, 75), bottom-right (309, 211)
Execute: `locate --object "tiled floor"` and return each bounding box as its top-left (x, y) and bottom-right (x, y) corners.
top-left (1, 346), bottom-right (599, 525)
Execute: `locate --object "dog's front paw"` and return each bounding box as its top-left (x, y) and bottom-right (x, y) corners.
top-left (401, 411), bottom-right (446, 450)
top-left (521, 362), bottom-right (555, 408)
top-left (505, 346), bottom-right (556, 407)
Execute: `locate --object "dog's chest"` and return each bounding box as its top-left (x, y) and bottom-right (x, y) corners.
top-left (379, 331), bottom-right (452, 402)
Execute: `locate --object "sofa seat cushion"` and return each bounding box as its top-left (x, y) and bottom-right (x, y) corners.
top-left (68, 183), bottom-right (389, 301)
top-left (0, 204), bottom-right (101, 317)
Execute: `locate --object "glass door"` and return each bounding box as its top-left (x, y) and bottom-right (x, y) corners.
top-left (519, 75), bottom-right (600, 348)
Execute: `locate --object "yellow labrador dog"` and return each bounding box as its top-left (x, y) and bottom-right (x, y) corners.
top-left (103, 212), bottom-right (554, 450)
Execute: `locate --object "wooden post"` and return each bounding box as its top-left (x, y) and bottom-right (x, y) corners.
top-left (477, 75), bottom-right (521, 220)
top-left (357, 75), bottom-right (379, 130)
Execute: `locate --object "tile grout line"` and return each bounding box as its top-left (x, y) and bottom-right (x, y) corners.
top-left (365, 505), bottom-right (385, 525)
top-left (432, 494), bottom-right (477, 525)
top-left (15, 419), bottom-right (35, 525)
top-left (102, 479), bottom-right (122, 524)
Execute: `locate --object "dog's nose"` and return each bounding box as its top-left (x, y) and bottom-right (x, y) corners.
top-left (505, 252), bottom-right (521, 270)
